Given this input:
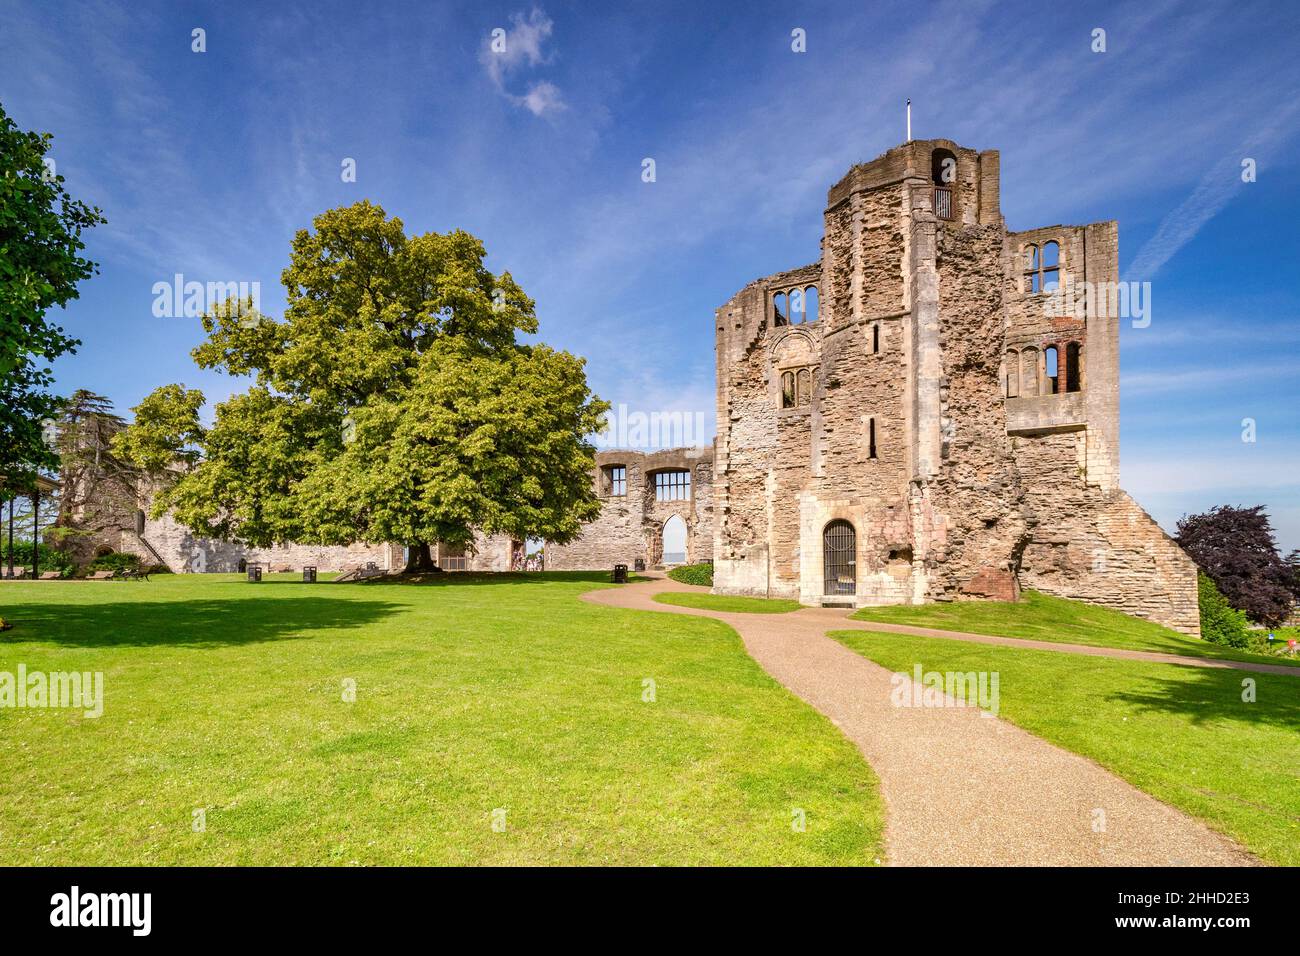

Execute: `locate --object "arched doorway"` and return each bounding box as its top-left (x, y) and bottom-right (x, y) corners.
top-left (823, 520), bottom-right (856, 596)
top-left (661, 514), bottom-right (687, 565)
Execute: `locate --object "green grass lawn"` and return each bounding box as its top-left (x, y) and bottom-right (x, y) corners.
top-left (0, 573), bottom-right (882, 866)
top-left (851, 589), bottom-right (1300, 668)
top-left (653, 592), bottom-right (803, 614)
top-left (833, 629), bottom-right (1300, 865)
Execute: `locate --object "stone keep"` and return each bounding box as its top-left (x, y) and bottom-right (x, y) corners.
top-left (711, 138), bottom-right (1199, 634)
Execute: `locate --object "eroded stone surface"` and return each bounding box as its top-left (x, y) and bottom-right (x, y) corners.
top-left (711, 138), bottom-right (1198, 634)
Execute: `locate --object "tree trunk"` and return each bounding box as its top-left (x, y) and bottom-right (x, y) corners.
top-left (404, 542), bottom-right (436, 573)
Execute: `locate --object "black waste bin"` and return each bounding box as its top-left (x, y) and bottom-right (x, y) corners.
top-left (247, 565), bottom-right (262, 583)
top-left (303, 566), bottom-right (317, 583)
top-left (612, 564), bottom-right (628, 584)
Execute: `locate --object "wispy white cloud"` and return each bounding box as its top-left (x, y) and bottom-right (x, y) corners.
top-left (1123, 361), bottom-right (1293, 396)
top-left (1126, 97), bottom-right (1300, 280)
top-left (1123, 314), bottom-right (1300, 349)
top-left (479, 8), bottom-right (566, 116)
top-left (1125, 449), bottom-right (1300, 495)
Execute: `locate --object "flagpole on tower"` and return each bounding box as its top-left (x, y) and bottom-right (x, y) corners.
top-left (906, 98), bottom-right (912, 142)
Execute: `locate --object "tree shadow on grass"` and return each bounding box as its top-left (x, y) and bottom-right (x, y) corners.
top-left (360, 570), bottom-right (620, 587)
top-left (0, 597), bottom-right (406, 649)
top-left (1105, 664), bottom-right (1300, 733)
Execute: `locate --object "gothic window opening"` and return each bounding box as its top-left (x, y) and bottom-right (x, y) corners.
top-left (773, 290), bottom-right (789, 327)
top-left (804, 286), bottom-right (819, 324)
top-left (780, 367), bottom-right (814, 409)
top-left (1042, 241), bottom-right (1060, 291)
top-left (654, 469), bottom-right (691, 502)
top-left (1066, 342), bottom-right (1082, 393)
top-left (931, 148), bottom-right (956, 220)
top-left (823, 520), bottom-right (857, 597)
top-left (1023, 244), bottom-right (1040, 293)
top-left (1045, 345), bottom-right (1060, 394)
top-left (1023, 240), bottom-right (1060, 293)
top-left (1021, 346), bottom-right (1039, 396)
top-left (1005, 349), bottom-right (1019, 397)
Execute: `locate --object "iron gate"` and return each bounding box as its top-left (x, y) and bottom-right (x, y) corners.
top-left (823, 520), bottom-right (856, 596)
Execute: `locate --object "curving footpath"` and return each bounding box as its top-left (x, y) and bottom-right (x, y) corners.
top-left (583, 575), bottom-right (1260, 866)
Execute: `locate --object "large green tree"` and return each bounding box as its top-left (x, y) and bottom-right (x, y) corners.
top-left (116, 201), bottom-right (607, 570)
top-left (0, 101), bottom-right (105, 487)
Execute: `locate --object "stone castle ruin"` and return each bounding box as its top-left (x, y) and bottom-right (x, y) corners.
top-left (709, 137), bottom-right (1198, 634)
top-left (545, 447), bottom-right (714, 571)
top-left (62, 136), bottom-right (1198, 634)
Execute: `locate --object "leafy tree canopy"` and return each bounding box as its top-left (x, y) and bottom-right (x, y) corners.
top-left (1176, 505), bottom-right (1299, 627)
top-left (0, 101), bottom-right (105, 487)
top-left (116, 201), bottom-right (607, 570)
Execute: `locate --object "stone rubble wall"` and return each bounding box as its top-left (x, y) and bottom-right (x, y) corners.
top-left (545, 447), bottom-right (714, 570)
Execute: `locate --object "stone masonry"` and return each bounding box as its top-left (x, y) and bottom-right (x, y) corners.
top-left (545, 447), bottom-right (714, 570)
top-left (711, 138), bottom-right (1200, 634)
top-left (66, 467), bottom-right (519, 575)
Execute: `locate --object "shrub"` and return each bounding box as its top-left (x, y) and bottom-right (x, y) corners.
top-left (0, 540), bottom-right (74, 577)
top-left (87, 551), bottom-right (141, 573)
top-left (1198, 572), bottom-right (1251, 649)
top-left (667, 562), bottom-right (713, 587)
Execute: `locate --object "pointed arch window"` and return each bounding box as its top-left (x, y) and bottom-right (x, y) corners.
top-left (1021, 346), bottom-right (1039, 396)
top-left (1065, 341), bottom-right (1082, 393)
top-left (773, 290), bottom-right (789, 327)
top-left (1023, 240), bottom-right (1061, 293)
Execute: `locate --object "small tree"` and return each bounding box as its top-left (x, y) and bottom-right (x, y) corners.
top-left (1175, 505), bottom-right (1299, 627)
top-left (1196, 573), bottom-right (1251, 649)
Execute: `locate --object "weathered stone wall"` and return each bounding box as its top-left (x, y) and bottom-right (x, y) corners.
top-left (131, 506), bottom-right (399, 573)
top-left (1012, 432), bottom-right (1200, 633)
top-left (545, 447), bottom-right (714, 570)
top-left (713, 136), bottom-right (1200, 634)
top-left (71, 473), bottom-right (516, 575)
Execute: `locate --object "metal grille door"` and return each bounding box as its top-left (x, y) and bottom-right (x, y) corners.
top-left (823, 520), bottom-right (856, 596)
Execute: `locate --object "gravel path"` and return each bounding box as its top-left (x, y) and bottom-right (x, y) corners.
top-left (583, 576), bottom-right (1259, 866)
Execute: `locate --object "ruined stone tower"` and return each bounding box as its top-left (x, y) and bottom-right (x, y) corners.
top-left (712, 138), bottom-right (1199, 634)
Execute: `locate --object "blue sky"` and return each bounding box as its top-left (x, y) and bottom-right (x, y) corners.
top-left (2, 0), bottom-right (1298, 549)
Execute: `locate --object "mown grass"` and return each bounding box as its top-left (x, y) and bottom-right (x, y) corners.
top-left (0, 573), bottom-right (882, 865)
top-left (851, 589), bottom-right (1300, 668)
top-left (833, 629), bottom-right (1300, 866)
top-left (653, 592), bottom-right (803, 614)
